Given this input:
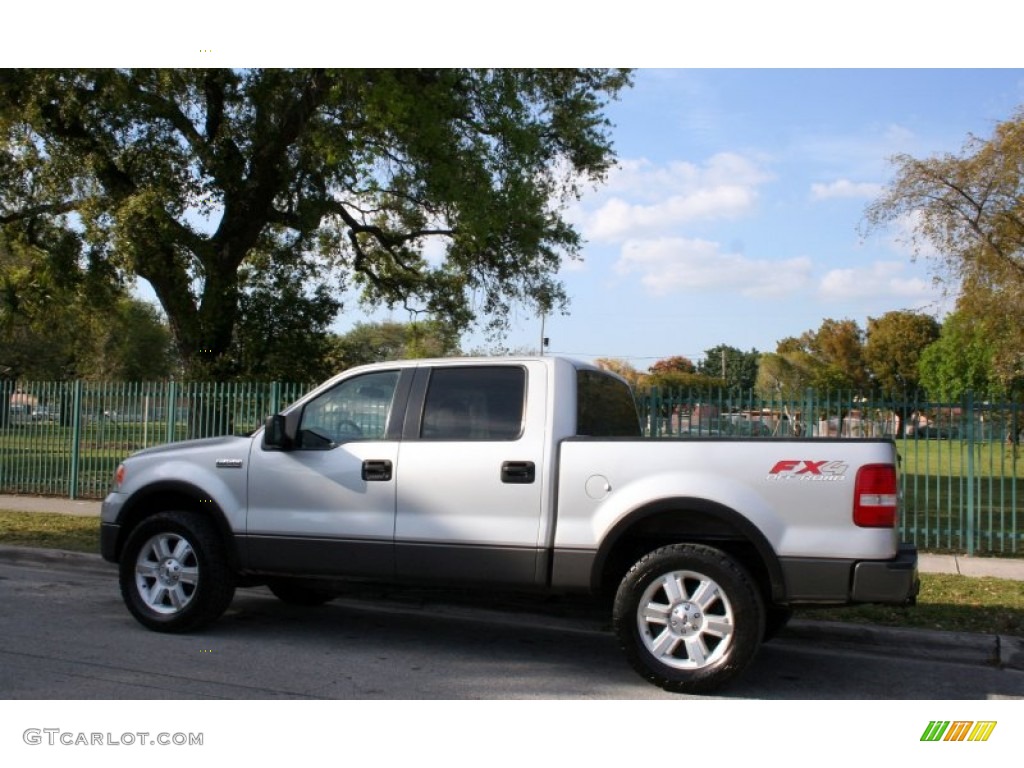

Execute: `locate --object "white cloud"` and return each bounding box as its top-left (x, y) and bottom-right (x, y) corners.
top-left (580, 152), bottom-right (772, 242)
top-left (810, 179), bottom-right (883, 200)
top-left (819, 260), bottom-right (937, 301)
top-left (614, 237), bottom-right (812, 298)
top-left (883, 123), bottom-right (916, 146)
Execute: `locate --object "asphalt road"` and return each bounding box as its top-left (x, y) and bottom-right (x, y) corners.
top-left (0, 552), bottom-right (1021, 700)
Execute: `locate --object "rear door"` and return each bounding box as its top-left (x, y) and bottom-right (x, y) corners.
top-left (394, 363), bottom-right (548, 585)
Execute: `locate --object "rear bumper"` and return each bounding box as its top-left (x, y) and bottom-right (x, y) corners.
top-left (781, 543), bottom-right (919, 605)
top-left (851, 544), bottom-right (919, 604)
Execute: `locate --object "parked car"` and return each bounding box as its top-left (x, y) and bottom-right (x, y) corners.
top-left (31, 405), bottom-right (57, 422)
top-left (913, 425), bottom-right (960, 440)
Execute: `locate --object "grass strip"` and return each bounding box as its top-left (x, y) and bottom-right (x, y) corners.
top-left (795, 573), bottom-right (1023, 636)
top-left (0, 509), bottom-right (100, 553)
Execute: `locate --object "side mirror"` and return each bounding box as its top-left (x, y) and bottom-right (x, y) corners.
top-left (263, 413), bottom-right (294, 450)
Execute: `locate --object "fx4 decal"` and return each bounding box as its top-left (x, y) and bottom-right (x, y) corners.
top-left (767, 459), bottom-right (849, 481)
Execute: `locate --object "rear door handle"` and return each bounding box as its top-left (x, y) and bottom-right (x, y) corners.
top-left (362, 459), bottom-right (393, 482)
top-left (501, 461), bottom-right (535, 484)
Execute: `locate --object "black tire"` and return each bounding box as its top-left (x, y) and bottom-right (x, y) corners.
top-left (118, 511), bottom-right (236, 633)
top-left (613, 543), bottom-right (765, 694)
top-left (267, 579), bottom-right (336, 606)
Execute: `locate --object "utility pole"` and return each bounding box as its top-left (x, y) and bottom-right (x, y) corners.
top-left (537, 288), bottom-right (551, 356)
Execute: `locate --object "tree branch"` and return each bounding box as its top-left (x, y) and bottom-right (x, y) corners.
top-left (0, 199), bottom-right (79, 224)
top-left (328, 199), bottom-right (454, 252)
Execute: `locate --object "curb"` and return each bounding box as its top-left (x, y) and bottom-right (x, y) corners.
top-left (779, 619), bottom-right (1023, 672)
top-left (1, 543), bottom-right (1020, 672)
top-left (0, 543), bottom-right (115, 578)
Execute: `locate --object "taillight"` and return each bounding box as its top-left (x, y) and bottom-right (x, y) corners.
top-left (853, 464), bottom-right (898, 527)
top-left (114, 463), bottom-right (126, 489)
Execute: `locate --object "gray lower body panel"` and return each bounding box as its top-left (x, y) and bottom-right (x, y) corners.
top-left (395, 543), bottom-right (542, 586)
top-left (243, 535), bottom-right (393, 578)
top-left (242, 536), bottom-right (544, 587)
top-left (550, 549), bottom-right (597, 591)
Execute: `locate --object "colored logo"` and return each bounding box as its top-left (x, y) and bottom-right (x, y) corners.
top-left (920, 721), bottom-right (997, 742)
top-left (766, 459), bottom-right (848, 481)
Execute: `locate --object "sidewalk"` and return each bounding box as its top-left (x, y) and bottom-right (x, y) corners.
top-left (2, 493), bottom-right (1022, 580)
top-left (1, 494), bottom-right (101, 517)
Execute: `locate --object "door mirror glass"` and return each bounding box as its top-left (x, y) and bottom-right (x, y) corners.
top-left (263, 413), bottom-right (292, 450)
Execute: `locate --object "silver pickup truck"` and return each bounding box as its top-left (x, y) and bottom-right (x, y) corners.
top-left (101, 356), bottom-right (918, 693)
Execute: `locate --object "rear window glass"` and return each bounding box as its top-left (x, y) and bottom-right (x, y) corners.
top-left (420, 367), bottom-right (526, 440)
top-left (577, 369), bottom-right (641, 437)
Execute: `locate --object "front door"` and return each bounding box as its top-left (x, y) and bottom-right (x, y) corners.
top-left (245, 369), bottom-right (403, 577)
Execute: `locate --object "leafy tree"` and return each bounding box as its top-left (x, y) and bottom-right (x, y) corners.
top-left (0, 69), bottom-right (631, 380)
top-left (334, 320), bottom-right (461, 370)
top-left (949, 276), bottom-right (1024, 393)
top-left (696, 344), bottom-right (760, 392)
top-left (647, 355), bottom-right (723, 390)
top-left (864, 108), bottom-right (1024, 389)
top-left (594, 357), bottom-right (646, 388)
top-left (863, 310), bottom-right (940, 397)
top-left (775, 319), bottom-right (868, 393)
top-left (806, 318), bottom-right (868, 392)
top-left (229, 249), bottom-right (342, 382)
top-left (80, 298), bottom-right (176, 380)
top-left (918, 312), bottom-right (997, 400)
top-left (649, 356), bottom-right (696, 375)
top-left (755, 350), bottom-right (817, 399)
top-left (775, 336), bottom-right (803, 354)
top-left (1, 221), bottom-right (174, 380)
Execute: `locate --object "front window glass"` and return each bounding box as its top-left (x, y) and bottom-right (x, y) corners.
top-left (298, 371), bottom-right (399, 448)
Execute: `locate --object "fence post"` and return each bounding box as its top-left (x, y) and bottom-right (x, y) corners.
top-left (269, 381), bottom-right (281, 418)
top-left (166, 380), bottom-right (177, 444)
top-left (965, 390), bottom-right (975, 556)
top-left (69, 380), bottom-right (83, 500)
top-left (0, 381), bottom-right (9, 491)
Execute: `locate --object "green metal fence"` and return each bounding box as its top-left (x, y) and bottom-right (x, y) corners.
top-left (0, 380), bottom-right (309, 500)
top-left (1, 379), bottom-right (1021, 555)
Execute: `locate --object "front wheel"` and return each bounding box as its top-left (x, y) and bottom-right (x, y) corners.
top-left (613, 543), bottom-right (764, 694)
top-left (119, 511), bottom-right (236, 633)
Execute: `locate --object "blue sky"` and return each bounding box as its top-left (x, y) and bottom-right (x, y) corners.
top-left (8, 17), bottom-right (1023, 368)
top-left (445, 69), bottom-right (1024, 367)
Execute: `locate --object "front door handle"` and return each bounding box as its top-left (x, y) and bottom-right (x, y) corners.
top-left (362, 459), bottom-right (393, 482)
top-left (501, 460), bottom-right (535, 484)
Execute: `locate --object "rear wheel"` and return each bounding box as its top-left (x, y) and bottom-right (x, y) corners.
top-left (119, 511), bottom-right (236, 632)
top-left (613, 543), bottom-right (764, 694)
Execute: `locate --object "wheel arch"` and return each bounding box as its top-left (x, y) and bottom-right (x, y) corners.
top-left (110, 481), bottom-right (240, 570)
top-left (593, 497), bottom-right (786, 604)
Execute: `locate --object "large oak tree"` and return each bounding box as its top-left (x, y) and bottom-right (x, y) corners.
top-left (0, 69), bottom-right (631, 379)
